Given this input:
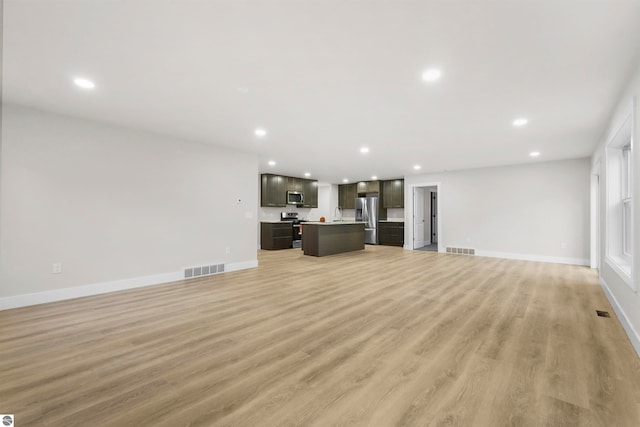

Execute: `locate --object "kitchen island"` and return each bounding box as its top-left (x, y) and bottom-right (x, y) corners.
top-left (302, 222), bottom-right (365, 257)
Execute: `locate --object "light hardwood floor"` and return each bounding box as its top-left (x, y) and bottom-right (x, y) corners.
top-left (1, 246), bottom-right (640, 426)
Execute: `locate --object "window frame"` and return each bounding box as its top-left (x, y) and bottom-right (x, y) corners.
top-left (622, 144), bottom-right (632, 258)
top-left (605, 101), bottom-right (635, 290)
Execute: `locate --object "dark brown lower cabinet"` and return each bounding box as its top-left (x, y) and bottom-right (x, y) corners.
top-left (302, 223), bottom-right (365, 256)
top-left (261, 222), bottom-right (292, 250)
top-left (378, 221), bottom-right (404, 246)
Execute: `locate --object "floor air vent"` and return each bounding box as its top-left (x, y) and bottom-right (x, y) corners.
top-left (596, 310), bottom-right (610, 318)
top-left (446, 247), bottom-right (475, 255)
top-left (184, 263), bottom-right (225, 279)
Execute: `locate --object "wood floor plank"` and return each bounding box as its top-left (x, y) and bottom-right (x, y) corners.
top-left (1, 246), bottom-right (640, 426)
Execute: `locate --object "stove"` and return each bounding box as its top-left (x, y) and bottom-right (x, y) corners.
top-left (280, 212), bottom-right (300, 223)
top-left (280, 212), bottom-right (307, 244)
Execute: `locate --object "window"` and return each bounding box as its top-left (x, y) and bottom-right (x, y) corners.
top-left (605, 103), bottom-right (634, 289)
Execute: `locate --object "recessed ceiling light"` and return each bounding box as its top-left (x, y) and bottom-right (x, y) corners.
top-left (343, 178), bottom-right (349, 183)
top-left (421, 68), bottom-right (442, 82)
top-left (413, 165), bottom-right (421, 170)
top-left (371, 175), bottom-right (378, 180)
top-left (360, 147), bottom-right (369, 154)
top-left (304, 172), bottom-right (311, 177)
top-left (529, 151), bottom-right (541, 157)
top-left (255, 128), bottom-right (267, 137)
top-left (73, 77), bottom-right (95, 90)
top-left (513, 118), bottom-right (528, 127)
top-left (268, 160), bottom-right (276, 166)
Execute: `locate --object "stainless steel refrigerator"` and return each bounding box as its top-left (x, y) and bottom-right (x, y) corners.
top-left (355, 196), bottom-right (378, 244)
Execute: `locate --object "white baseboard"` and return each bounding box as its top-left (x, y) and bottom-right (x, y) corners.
top-left (475, 250), bottom-right (589, 266)
top-left (226, 259), bottom-right (259, 272)
top-left (600, 277), bottom-right (640, 359)
top-left (406, 246), bottom-right (585, 264)
top-left (0, 259), bottom-right (258, 311)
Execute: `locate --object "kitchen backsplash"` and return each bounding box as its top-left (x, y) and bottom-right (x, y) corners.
top-left (387, 208), bottom-right (404, 220)
top-left (259, 207), bottom-right (319, 221)
top-left (259, 207), bottom-right (404, 222)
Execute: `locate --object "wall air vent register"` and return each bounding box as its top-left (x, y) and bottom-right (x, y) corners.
top-left (184, 263), bottom-right (225, 279)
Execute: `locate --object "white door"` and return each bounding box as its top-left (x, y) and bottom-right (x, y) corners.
top-left (413, 187), bottom-right (425, 249)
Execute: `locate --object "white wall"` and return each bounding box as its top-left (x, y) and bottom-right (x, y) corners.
top-left (592, 61), bottom-right (640, 357)
top-left (404, 158), bottom-right (591, 264)
top-left (0, 104), bottom-right (259, 307)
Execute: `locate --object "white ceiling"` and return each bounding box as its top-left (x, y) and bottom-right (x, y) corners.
top-left (4, 0), bottom-right (640, 184)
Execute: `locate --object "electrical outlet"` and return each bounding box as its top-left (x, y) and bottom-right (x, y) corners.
top-left (52, 263), bottom-right (63, 274)
top-left (226, 247), bottom-right (231, 254)
top-left (561, 242), bottom-right (567, 249)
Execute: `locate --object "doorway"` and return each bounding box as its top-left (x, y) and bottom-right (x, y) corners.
top-left (412, 184), bottom-right (440, 251)
top-left (428, 190), bottom-right (438, 249)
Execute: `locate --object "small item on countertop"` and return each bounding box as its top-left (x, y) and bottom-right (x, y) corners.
top-left (319, 217), bottom-right (326, 222)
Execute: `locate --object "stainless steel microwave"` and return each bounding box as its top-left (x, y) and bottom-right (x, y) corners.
top-left (287, 191), bottom-right (304, 205)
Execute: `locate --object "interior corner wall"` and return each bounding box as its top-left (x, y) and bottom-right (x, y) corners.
top-left (591, 61), bottom-right (640, 356)
top-left (404, 158), bottom-right (591, 264)
top-left (0, 104), bottom-right (259, 303)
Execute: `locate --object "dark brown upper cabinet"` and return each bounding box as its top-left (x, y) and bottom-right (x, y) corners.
top-left (338, 183), bottom-right (357, 209)
top-left (261, 174), bottom-right (287, 207)
top-left (382, 179), bottom-right (404, 208)
top-left (287, 177), bottom-right (303, 192)
top-left (261, 174), bottom-right (317, 208)
top-left (357, 180), bottom-right (380, 195)
top-left (301, 179), bottom-right (318, 208)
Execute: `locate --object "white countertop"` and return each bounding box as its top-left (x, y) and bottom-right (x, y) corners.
top-left (303, 221), bottom-right (363, 226)
top-left (263, 219), bottom-right (403, 224)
